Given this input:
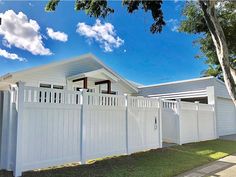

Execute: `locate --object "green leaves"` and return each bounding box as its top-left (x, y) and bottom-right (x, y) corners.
top-left (45, 0), bottom-right (60, 11)
top-left (75, 0), bottom-right (114, 18)
top-left (45, 0), bottom-right (165, 34)
top-left (179, 1), bottom-right (236, 78)
top-left (122, 0), bottom-right (165, 33)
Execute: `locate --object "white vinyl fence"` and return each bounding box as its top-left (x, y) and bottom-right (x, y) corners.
top-left (0, 83), bottom-right (162, 177)
top-left (162, 100), bottom-right (217, 145)
top-left (0, 83), bottom-right (217, 177)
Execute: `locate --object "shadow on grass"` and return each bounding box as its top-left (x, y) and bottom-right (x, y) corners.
top-left (1, 140), bottom-right (236, 177)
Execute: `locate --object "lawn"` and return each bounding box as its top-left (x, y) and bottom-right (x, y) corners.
top-left (1, 139), bottom-right (236, 177)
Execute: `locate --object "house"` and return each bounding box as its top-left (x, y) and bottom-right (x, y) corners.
top-left (0, 53), bottom-right (137, 95)
top-left (0, 53), bottom-right (235, 138)
top-left (138, 77), bottom-right (236, 136)
top-left (0, 53), bottom-right (235, 177)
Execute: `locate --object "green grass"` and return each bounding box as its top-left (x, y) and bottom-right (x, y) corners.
top-left (1, 139), bottom-right (236, 177)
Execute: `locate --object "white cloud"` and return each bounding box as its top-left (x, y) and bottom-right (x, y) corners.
top-left (0, 48), bottom-right (26, 61)
top-left (166, 18), bottom-right (179, 32)
top-left (76, 19), bottom-right (124, 52)
top-left (0, 10), bottom-right (52, 55)
top-left (46, 27), bottom-right (68, 42)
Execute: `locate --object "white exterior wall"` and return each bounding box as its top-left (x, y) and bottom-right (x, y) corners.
top-left (214, 80), bottom-right (236, 136)
top-left (216, 98), bottom-right (236, 136)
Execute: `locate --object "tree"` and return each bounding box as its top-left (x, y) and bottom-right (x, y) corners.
top-left (45, 0), bottom-right (165, 33)
top-left (45, 0), bottom-right (236, 106)
top-left (179, 1), bottom-right (236, 81)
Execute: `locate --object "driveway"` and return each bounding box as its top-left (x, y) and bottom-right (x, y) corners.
top-left (177, 135), bottom-right (236, 177)
top-left (176, 154), bottom-right (236, 177)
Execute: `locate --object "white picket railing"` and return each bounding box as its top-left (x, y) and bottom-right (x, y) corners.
top-left (84, 92), bottom-right (126, 107)
top-left (162, 99), bottom-right (177, 110)
top-left (24, 86), bottom-right (82, 105)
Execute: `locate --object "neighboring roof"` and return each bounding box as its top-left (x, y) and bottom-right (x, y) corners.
top-left (127, 80), bottom-right (144, 87)
top-left (0, 53), bottom-right (138, 93)
top-left (138, 76), bottom-right (216, 88)
top-left (138, 76), bottom-right (230, 99)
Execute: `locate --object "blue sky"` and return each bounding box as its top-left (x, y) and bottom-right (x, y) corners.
top-left (0, 1), bottom-right (207, 85)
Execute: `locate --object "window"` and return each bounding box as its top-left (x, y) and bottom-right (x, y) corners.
top-left (53, 85), bottom-right (64, 90)
top-left (40, 83), bottom-right (51, 88)
top-left (39, 83), bottom-right (64, 89)
top-left (39, 83), bottom-right (63, 103)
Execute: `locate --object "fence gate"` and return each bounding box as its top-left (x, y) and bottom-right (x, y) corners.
top-left (127, 97), bottom-right (161, 153)
top-left (161, 100), bottom-right (179, 144)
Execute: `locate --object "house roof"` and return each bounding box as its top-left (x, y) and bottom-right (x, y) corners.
top-left (0, 53), bottom-right (138, 93)
top-left (138, 76), bottom-right (216, 88)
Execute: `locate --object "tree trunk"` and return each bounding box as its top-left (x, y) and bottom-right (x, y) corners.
top-left (199, 0), bottom-right (236, 106)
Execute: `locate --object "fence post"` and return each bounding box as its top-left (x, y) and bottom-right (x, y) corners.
top-left (80, 89), bottom-right (87, 164)
top-left (212, 105), bottom-right (218, 139)
top-left (0, 90), bottom-right (10, 170)
top-left (195, 101), bottom-right (200, 142)
top-left (125, 95), bottom-right (130, 155)
top-left (206, 86), bottom-right (218, 138)
top-left (6, 85), bottom-right (16, 171)
top-left (176, 99), bottom-right (182, 145)
top-left (158, 98), bottom-right (163, 148)
top-left (14, 81), bottom-right (25, 177)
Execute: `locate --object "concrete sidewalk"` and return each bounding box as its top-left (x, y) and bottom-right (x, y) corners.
top-left (176, 154), bottom-right (236, 177)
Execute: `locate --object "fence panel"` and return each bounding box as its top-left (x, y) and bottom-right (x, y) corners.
top-left (83, 92), bottom-right (127, 160)
top-left (21, 87), bottom-right (82, 171)
top-left (180, 102), bottom-right (216, 144)
top-left (161, 100), bottom-right (179, 144)
top-left (180, 102), bottom-right (199, 144)
top-left (198, 104), bottom-right (215, 141)
top-left (127, 97), bottom-right (161, 153)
